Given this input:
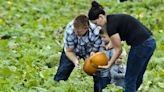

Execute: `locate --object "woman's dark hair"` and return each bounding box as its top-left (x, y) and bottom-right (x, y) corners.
top-left (88, 1), bottom-right (105, 20)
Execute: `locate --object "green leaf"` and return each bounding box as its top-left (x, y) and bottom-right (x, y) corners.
top-left (157, 82), bottom-right (164, 88)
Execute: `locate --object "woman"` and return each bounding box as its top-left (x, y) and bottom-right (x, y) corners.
top-left (88, 1), bottom-right (156, 92)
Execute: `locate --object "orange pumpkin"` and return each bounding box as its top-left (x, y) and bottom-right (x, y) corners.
top-left (83, 58), bottom-right (97, 75)
top-left (90, 52), bottom-right (108, 67)
top-left (83, 52), bottom-right (108, 75)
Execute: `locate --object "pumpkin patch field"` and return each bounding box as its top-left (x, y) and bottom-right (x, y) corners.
top-left (0, 0), bottom-right (164, 92)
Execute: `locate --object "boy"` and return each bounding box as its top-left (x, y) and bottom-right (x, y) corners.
top-left (92, 29), bottom-right (113, 92)
top-left (94, 29), bottom-right (126, 92)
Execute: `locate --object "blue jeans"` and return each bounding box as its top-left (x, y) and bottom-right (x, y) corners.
top-left (54, 50), bottom-right (75, 81)
top-left (93, 75), bottom-right (111, 92)
top-left (125, 36), bottom-right (156, 92)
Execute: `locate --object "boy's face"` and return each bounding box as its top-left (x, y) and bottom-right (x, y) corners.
top-left (74, 26), bottom-right (88, 36)
top-left (100, 33), bottom-right (110, 45)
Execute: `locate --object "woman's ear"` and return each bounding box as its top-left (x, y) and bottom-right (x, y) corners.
top-left (99, 14), bottom-right (105, 20)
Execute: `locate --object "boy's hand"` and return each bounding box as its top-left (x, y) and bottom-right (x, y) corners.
top-left (73, 59), bottom-right (79, 68)
top-left (90, 51), bottom-right (96, 56)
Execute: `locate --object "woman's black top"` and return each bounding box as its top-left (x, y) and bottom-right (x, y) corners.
top-left (107, 14), bottom-right (152, 46)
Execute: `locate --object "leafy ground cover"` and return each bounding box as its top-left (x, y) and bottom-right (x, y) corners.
top-left (0, 0), bottom-right (164, 92)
